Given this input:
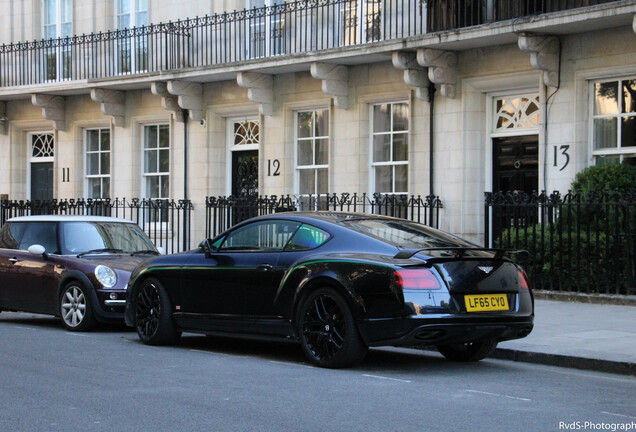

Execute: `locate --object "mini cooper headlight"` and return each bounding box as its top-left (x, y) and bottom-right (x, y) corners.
top-left (95, 265), bottom-right (117, 288)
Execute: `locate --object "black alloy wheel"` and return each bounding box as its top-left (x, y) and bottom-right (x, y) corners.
top-left (436, 340), bottom-right (498, 362)
top-left (297, 288), bottom-right (367, 368)
top-left (135, 278), bottom-right (180, 345)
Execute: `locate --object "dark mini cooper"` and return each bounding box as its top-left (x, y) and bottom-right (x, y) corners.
top-left (0, 216), bottom-right (160, 331)
top-left (125, 213), bottom-right (534, 368)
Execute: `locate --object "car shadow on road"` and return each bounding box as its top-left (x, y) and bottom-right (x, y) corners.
top-left (0, 311), bottom-right (134, 333)
top-left (176, 333), bottom-right (308, 363)
top-left (168, 333), bottom-right (504, 373)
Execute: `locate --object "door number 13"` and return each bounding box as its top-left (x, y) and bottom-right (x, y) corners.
top-left (553, 145), bottom-right (570, 171)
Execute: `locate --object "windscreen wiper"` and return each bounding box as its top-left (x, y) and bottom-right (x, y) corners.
top-left (394, 247), bottom-right (529, 261)
top-left (130, 250), bottom-right (160, 256)
top-left (77, 248), bottom-right (125, 257)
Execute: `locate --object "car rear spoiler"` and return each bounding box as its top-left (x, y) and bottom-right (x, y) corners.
top-left (394, 247), bottom-right (530, 261)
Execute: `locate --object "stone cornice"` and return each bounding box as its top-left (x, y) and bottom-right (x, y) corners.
top-left (237, 72), bottom-right (274, 116)
top-left (392, 51), bottom-right (430, 102)
top-left (90, 88), bottom-right (125, 127)
top-left (417, 49), bottom-right (458, 99)
top-left (166, 80), bottom-right (204, 122)
top-left (518, 34), bottom-right (560, 88)
top-left (310, 62), bottom-right (349, 109)
top-left (31, 94), bottom-right (65, 130)
top-left (150, 82), bottom-right (184, 122)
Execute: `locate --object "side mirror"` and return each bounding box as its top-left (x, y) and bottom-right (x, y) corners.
top-left (28, 244), bottom-right (47, 258)
top-left (156, 246), bottom-right (166, 255)
top-left (199, 239), bottom-right (216, 256)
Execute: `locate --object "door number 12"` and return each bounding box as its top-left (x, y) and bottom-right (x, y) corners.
top-left (267, 159), bottom-right (281, 176)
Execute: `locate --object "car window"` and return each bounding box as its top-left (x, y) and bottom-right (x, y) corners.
top-left (18, 222), bottom-right (59, 253)
top-left (285, 224), bottom-right (330, 251)
top-left (60, 222), bottom-right (156, 254)
top-left (220, 220), bottom-right (301, 252)
top-left (0, 222), bottom-right (26, 249)
top-left (341, 219), bottom-right (472, 249)
top-left (210, 237), bottom-right (224, 249)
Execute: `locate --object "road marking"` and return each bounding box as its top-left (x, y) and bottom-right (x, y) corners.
top-left (362, 374), bottom-right (412, 383)
top-left (269, 360), bottom-right (313, 369)
top-left (602, 412), bottom-right (636, 420)
top-left (189, 349), bottom-right (227, 356)
top-left (465, 389), bottom-right (531, 402)
top-left (15, 326), bottom-right (36, 330)
top-left (65, 332), bottom-right (90, 337)
top-left (188, 349), bottom-right (245, 358)
top-left (543, 366), bottom-right (635, 384)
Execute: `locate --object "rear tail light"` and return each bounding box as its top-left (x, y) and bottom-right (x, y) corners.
top-left (394, 269), bottom-right (442, 290)
top-left (518, 269), bottom-right (530, 290)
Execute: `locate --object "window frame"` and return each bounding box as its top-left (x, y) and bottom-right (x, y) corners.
top-left (294, 108), bottom-right (330, 197)
top-left (115, 0), bottom-right (148, 74)
top-left (340, 0), bottom-right (383, 46)
top-left (369, 101), bottom-right (409, 195)
top-left (246, 0), bottom-right (286, 59)
top-left (590, 77), bottom-right (636, 165)
top-left (42, 0), bottom-right (73, 81)
top-left (116, 0), bottom-right (147, 29)
top-left (142, 123), bottom-right (171, 200)
top-left (84, 127), bottom-right (111, 199)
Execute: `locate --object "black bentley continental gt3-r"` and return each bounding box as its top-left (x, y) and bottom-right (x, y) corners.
top-left (125, 212), bottom-right (534, 368)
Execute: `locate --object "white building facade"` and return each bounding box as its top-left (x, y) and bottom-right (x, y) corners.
top-left (0, 0), bottom-right (634, 247)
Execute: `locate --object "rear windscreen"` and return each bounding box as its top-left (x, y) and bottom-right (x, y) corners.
top-left (341, 219), bottom-right (473, 249)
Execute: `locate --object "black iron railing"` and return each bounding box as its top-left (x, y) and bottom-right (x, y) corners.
top-left (427, 0), bottom-right (618, 32)
top-left (0, 0), bottom-right (424, 87)
top-left (0, 198), bottom-right (193, 254)
top-left (485, 190), bottom-right (636, 295)
top-left (205, 193), bottom-right (442, 238)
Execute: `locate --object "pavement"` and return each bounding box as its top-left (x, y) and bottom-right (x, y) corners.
top-left (494, 293), bottom-right (636, 376)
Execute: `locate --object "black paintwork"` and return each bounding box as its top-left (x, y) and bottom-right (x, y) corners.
top-left (125, 212), bottom-right (534, 347)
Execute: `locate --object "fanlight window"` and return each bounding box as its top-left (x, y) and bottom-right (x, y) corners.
top-left (494, 95), bottom-right (540, 131)
top-left (234, 121), bottom-right (260, 146)
top-left (32, 134), bottom-right (55, 158)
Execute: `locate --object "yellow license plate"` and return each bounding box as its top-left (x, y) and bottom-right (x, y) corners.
top-left (465, 294), bottom-right (509, 312)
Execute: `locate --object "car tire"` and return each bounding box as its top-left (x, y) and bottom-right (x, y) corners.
top-left (297, 288), bottom-right (368, 368)
top-left (135, 277), bottom-right (180, 345)
top-left (436, 340), bottom-right (498, 362)
top-left (59, 282), bottom-right (97, 332)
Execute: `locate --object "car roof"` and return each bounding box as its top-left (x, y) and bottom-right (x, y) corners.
top-left (6, 215), bottom-right (135, 224)
top-left (252, 211), bottom-right (404, 224)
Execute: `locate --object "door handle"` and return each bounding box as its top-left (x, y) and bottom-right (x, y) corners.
top-left (256, 264), bottom-right (273, 272)
top-left (8, 257), bottom-right (19, 264)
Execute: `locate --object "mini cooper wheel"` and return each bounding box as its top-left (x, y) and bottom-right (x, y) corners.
top-left (135, 278), bottom-right (180, 345)
top-left (297, 288), bottom-right (367, 368)
top-left (59, 282), bottom-right (96, 331)
top-left (436, 340), bottom-right (498, 362)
